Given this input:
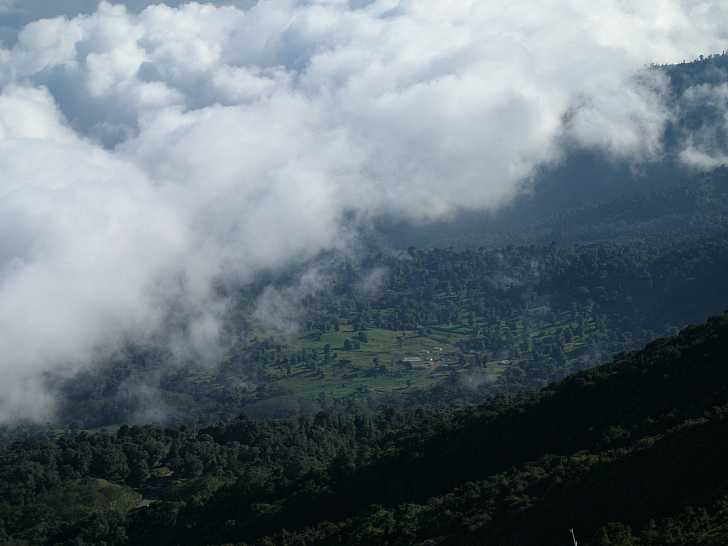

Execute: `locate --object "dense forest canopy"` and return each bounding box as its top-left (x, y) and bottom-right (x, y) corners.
top-left (3, 313), bottom-right (728, 545)
top-left (36, 213), bottom-right (728, 428)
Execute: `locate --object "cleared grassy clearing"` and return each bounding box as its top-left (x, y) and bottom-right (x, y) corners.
top-left (255, 302), bottom-right (611, 402)
top-left (272, 323), bottom-right (464, 399)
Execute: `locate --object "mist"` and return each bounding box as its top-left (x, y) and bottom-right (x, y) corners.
top-left (1, 0), bottom-right (727, 422)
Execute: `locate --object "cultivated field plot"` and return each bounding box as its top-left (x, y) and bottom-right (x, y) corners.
top-left (271, 324), bottom-right (466, 399)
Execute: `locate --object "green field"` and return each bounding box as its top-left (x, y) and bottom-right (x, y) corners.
top-left (243, 307), bottom-right (605, 403)
top-left (268, 324), bottom-right (466, 399)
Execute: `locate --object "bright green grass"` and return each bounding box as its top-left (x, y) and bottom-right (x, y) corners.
top-left (247, 305), bottom-right (610, 403)
top-left (274, 324), bottom-right (463, 399)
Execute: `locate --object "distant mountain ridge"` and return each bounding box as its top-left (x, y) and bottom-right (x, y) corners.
top-left (377, 54), bottom-right (728, 250)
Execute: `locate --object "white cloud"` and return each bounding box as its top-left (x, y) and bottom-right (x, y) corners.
top-left (564, 71), bottom-right (672, 160)
top-left (0, 0), bottom-right (727, 422)
top-left (253, 267), bottom-right (333, 337)
top-left (679, 82), bottom-right (728, 170)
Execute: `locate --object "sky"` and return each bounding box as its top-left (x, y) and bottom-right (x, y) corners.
top-left (0, 0), bottom-right (728, 422)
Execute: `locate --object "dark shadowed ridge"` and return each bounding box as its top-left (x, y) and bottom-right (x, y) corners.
top-left (3, 312), bottom-right (728, 545)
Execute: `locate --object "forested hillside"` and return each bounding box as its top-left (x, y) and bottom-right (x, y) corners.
top-left (3, 313), bottom-right (728, 545)
top-left (39, 223), bottom-right (728, 428)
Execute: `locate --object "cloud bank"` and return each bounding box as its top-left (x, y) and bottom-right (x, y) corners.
top-left (0, 0), bottom-right (727, 422)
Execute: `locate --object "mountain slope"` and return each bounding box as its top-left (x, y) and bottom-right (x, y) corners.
top-left (4, 314), bottom-right (728, 545)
